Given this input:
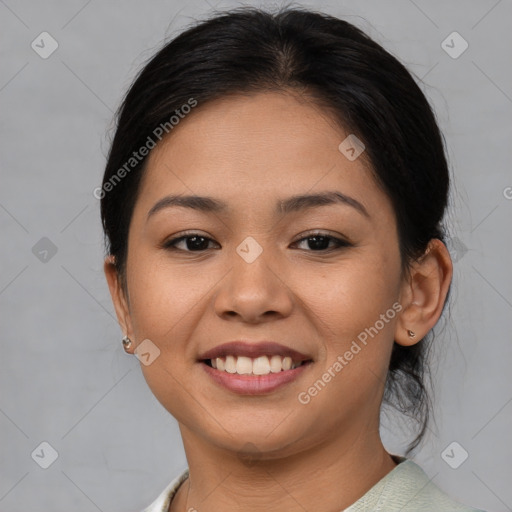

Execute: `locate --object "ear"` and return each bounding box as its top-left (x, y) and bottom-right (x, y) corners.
top-left (104, 255), bottom-right (135, 351)
top-left (395, 239), bottom-right (453, 346)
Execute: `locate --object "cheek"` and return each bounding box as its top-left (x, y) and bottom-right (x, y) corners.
top-left (293, 255), bottom-right (401, 398)
top-left (126, 251), bottom-right (205, 337)
top-left (297, 252), bottom-right (400, 331)
top-left (124, 256), bottom-right (209, 418)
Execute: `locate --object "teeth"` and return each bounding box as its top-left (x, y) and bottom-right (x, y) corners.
top-left (210, 355), bottom-right (305, 375)
top-left (253, 355), bottom-right (270, 375)
top-left (269, 355), bottom-right (283, 373)
top-left (225, 355), bottom-right (237, 373)
top-left (236, 356), bottom-right (253, 375)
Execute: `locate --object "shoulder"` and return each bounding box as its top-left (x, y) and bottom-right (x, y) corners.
top-left (343, 458), bottom-right (487, 512)
top-left (140, 461), bottom-right (486, 512)
top-left (140, 468), bottom-right (189, 512)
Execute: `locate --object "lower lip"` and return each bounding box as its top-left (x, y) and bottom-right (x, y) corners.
top-left (200, 361), bottom-right (313, 395)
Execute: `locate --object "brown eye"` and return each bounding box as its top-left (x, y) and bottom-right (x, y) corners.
top-left (163, 234), bottom-right (219, 252)
top-left (293, 232), bottom-right (352, 252)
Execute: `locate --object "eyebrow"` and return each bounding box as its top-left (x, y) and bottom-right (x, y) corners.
top-left (146, 191), bottom-right (370, 221)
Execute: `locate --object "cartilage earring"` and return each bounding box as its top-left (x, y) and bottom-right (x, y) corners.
top-left (407, 330), bottom-right (416, 338)
top-left (122, 335), bottom-right (132, 351)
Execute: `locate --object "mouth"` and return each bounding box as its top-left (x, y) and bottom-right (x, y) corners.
top-left (200, 357), bottom-right (313, 395)
top-left (198, 340), bottom-right (313, 376)
top-left (202, 355), bottom-right (313, 376)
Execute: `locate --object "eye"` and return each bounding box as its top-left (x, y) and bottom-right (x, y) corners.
top-left (162, 231), bottom-right (352, 253)
top-left (292, 231), bottom-right (352, 252)
top-left (162, 232), bottom-right (219, 252)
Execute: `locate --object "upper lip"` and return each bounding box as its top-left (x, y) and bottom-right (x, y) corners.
top-left (198, 341), bottom-right (313, 362)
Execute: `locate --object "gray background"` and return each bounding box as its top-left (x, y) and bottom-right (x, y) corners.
top-left (1, 0), bottom-right (511, 510)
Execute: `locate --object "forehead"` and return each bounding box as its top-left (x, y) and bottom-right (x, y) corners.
top-left (133, 91), bottom-right (391, 220)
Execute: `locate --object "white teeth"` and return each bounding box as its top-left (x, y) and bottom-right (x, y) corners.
top-left (269, 355), bottom-right (283, 373)
top-left (253, 356), bottom-right (270, 375)
top-left (225, 355), bottom-right (237, 373)
top-left (236, 356), bottom-right (253, 375)
top-left (208, 355), bottom-right (305, 375)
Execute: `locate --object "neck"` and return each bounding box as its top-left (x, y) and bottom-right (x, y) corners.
top-left (171, 421), bottom-right (398, 512)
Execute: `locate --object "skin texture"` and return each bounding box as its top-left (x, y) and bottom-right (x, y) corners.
top-left (104, 91), bottom-right (453, 512)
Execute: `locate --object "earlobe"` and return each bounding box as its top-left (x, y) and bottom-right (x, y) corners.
top-left (104, 255), bottom-right (134, 347)
top-left (394, 239), bottom-right (453, 347)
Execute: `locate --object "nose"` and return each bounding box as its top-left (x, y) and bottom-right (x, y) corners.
top-left (213, 243), bottom-right (294, 324)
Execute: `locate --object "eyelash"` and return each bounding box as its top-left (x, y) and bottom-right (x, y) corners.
top-left (161, 231), bottom-right (352, 253)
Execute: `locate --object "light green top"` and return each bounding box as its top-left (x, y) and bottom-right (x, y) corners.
top-left (141, 456), bottom-right (486, 512)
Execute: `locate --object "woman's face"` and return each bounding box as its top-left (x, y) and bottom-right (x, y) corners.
top-left (109, 91), bottom-right (407, 458)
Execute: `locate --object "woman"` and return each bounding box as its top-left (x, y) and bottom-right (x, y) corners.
top-left (100, 6), bottom-right (486, 512)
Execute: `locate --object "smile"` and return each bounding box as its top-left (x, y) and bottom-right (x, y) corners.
top-left (200, 357), bottom-right (313, 395)
top-left (204, 355), bottom-right (309, 375)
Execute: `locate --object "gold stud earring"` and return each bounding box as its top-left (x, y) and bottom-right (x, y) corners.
top-left (407, 330), bottom-right (416, 338)
top-left (122, 335), bottom-right (132, 351)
